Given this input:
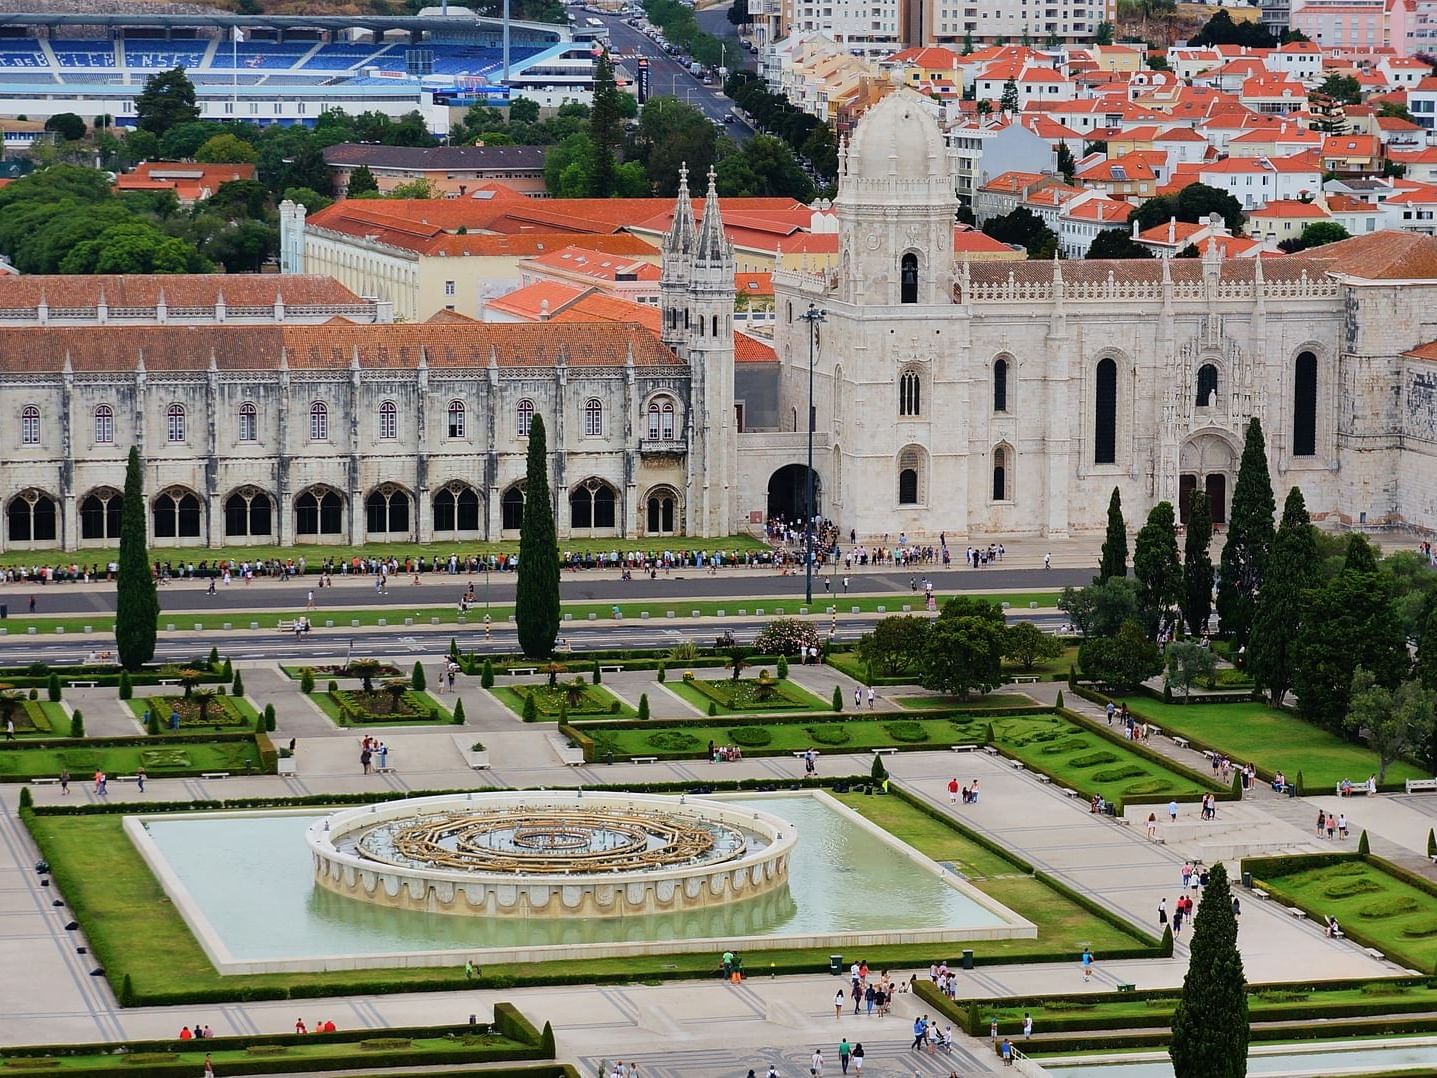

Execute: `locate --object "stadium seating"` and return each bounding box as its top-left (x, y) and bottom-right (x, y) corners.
top-left (126, 45), bottom-right (208, 69)
top-left (0, 40), bottom-right (45, 67)
top-left (51, 40), bottom-right (117, 67)
top-left (300, 42), bottom-right (392, 70)
top-left (216, 42), bottom-right (316, 70)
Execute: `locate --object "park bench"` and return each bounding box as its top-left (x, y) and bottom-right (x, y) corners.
top-left (201, 771), bottom-right (230, 780)
top-left (1008, 759), bottom-right (1025, 770)
top-left (1170, 736), bottom-right (1190, 749)
top-left (68, 681), bottom-right (97, 688)
top-left (1115, 983), bottom-right (1136, 993)
top-left (1061, 787), bottom-right (1079, 798)
top-left (1250, 888), bottom-right (1269, 900)
top-left (983, 746), bottom-right (999, 755)
top-left (599, 665), bottom-right (623, 673)
top-left (629, 756), bottom-right (659, 765)
top-left (1011, 675), bottom-right (1039, 684)
top-left (375, 766), bottom-right (395, 774)
top-left (1035, 773), bottom-right (1052, 784)
top-left (1146, 726), bottom-right (1162, 738)
top-left (1405, 778), bottom-right (1437, 793)
top-left (1202, 749), bottom-right (1220, 762)
top-left (277, 620), bottom-right (296, 632)
top-left (951, 744), bottom-right (979, 752)
top-left (872, 747), bottom-right (898, 756)
top-left (792, 751), bottom-right (820, 758)
top-left (114, 775), bottom-right (140, 783)
top-left (1338, 783), bottom-right (1377, 796)
top-left (509, 667), bottom-right (537, 676)
top-left (30, 777), bottom-right (59, 786)
top-left (1284, 906), bottom-right (1307, 919)
top-left (1364, 947), bottom-right (1384, 960)
top-left (158, 678), bottom-right (179, 686)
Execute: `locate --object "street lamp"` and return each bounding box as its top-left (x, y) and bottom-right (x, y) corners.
top-left (798, 303), bottom-right (826, 605)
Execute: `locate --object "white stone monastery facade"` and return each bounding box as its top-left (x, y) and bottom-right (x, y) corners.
top-left (2, 89), bottom-right (1436, 552)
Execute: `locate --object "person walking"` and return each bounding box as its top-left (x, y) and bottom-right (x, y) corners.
top-left (866, 686), bottom-right (875, 709)
top-left (1023, 1013), bottom-right (1033, 1039)
top-left (810, 1047), bottom-right (824, 1076)
top-left (838, 1038), bottom-right (851, 1075)
top-left (1168, 799), bottom-right (1179, 823)
top-left (1081, 948), bottom-right (1094, 981)
top-left (1338, 813), bottom-right (1348, 839)
top-left (854, 687), bottom-right (862, 710)
top-left (851, 1042), bottom-right (864, 1074)
top-left (1158, 897), bottom-right (1167, 927)
top-left (948, 777), bottom-right (959, 805)
top-left (136, 767), bottom-right (146, 793)
top-left (834, 989), bottom-right (844, 1020)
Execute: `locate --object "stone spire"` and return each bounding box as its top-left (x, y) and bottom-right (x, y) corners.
top-left (695, 166), bottom-right (730, 265)
top-left (664, 162), bottom-right (697, 259)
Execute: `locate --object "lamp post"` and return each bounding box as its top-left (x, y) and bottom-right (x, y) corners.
top-left (798, 303), bottom-right (826, 606)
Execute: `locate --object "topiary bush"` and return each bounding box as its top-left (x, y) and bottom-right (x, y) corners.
top-left (118, 671), bottom-right (133, 700)
top-left (481, 658), bottom-right (494, 689)
top-left (806, 724), bottom-right (851, 745)
top-left (232, 669), bottom-right (244, 696)
top-left (299, 668), bottom-right (315, 693)
top-left (19, 786), bottom-right (32, 810)
top-left (871, 753), bottom-right (888, 781)
top-left (327, 679), bottom-right (339, 693)
top-left (1357, 829), bottom-right (1370, 856)
top-left (707, 701), bottom-right (718, 716)
top-left (657, 662), bottom-right (666, 683)
top-left (646, 729), bottom-right (702, 752)
top-left (637, 693), bottom-right (650, 721)
top-left (522, 695), bottom-right (538, 723)
top-left (832, 685), bottom-right (843, 712)
top-left (453, 698), bottom-right (466, 724)
top-left (592, 660), bottom-right (602, 685)
top-left (1055, 689), bottom-right (1064, 709)
top-left (776, 655), bottom-right (789, 679)
top-left (69, 710), bottom-right (84, 738)
top-left (47, 673), bottom-right (61, 702)
top-left (728, 726), bottom-right (772, 747)
top-left (145, 710), bottom-right (159, 735)
top-left (263, 703), bottom-right (276, 732)
top-left (411, 661), bottom-right (426, 691)
top-left (208, 646), bottom-right (220, 668)
top-left (1070, 751), bottom-right (1119, 768)
top-left (883, 720), bottom-right (929, 743)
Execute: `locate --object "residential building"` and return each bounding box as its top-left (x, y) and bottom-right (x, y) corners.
top-left (323, 144), bottom-right (548, 197)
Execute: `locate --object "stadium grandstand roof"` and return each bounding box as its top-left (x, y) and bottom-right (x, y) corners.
top-left (0, 12), bottom-right (564, 36)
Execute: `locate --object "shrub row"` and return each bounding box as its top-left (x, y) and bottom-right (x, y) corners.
top-left (327, 689), bottom-right (442, 725)
top-left (0, 1023), bottom-right (501, 1059)
top-left (1053, 706), bottom-right (1232, 798)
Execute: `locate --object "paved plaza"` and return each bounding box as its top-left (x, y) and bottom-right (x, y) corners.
top-left (3, 651), bottom-right (1435, 1075)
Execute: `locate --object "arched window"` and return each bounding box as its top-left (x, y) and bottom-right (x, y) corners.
top-left (899, 369), bottom-right (922, 417)
top-left (570, 480), bottom-right (617, 530)
top-left (897, 446), bottom-right (925, 505)
top-left (1293, 351), bottom-right (1317, 457)
top-left (501, 485), bottom-right (525, 530)
top-left (20, 405), bottom-right (40, 446)
top-left (7, 490), bottom-right (57, 542)
top-left (900, 252), bottom-right (919, 304)
top-left (295, 488), bottom-right (343, 536)
top-left (1196, 363), bottom-right (1219, 407)
top-left (365, 485), bottom-right (410, 535)
top-left (516, 398), bottom-right (535, 437)
top-left (584, 398), bottom-right (604, 437)
top-left (646, 397), bottom-right (677, 440)
top-left (166, 403), bottom-right (186, 444)
top-left (309, 401), bottom-right (329, 441)
top-left (80, 488), bottom-right (122, 541)
top-left (237, 402), bottom-right (257, 443)
top-left (94, 404), bottom-right (114, 445)
top-left (378, 400), bottom-right (397, 440)
top-left (447, 399), bottom-right (466, 439)
top-left (153, 488), bottom-right (201, 538)
top-left (992, 445), bottom-right (1010, 501)
top-left (1094, 358), bottom-right (1117, 465)
top-left (994, 358), bottom-right (1010, 413)
top-left (224, 488), bottom-right (272, 537)
top-left (433, 483), bottom-right (481, 533)
top-left (646, 487), bottom-right (678, 534)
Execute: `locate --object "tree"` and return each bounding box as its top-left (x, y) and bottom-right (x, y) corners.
top-left (1169, 863), bottom-right (1248, 1078)
top-left (135, 67), bottom-right (200, 135)
top-left (856, 616), bottom-right (928, 677)
top-left (280, 186), bottom-right (332, 214)
top-left (1165, 641), bottom-right (1218, 700)
top-left (587, 50), bottom-right (623, 198)
top-left (411, 660), bottom-right (426, 691)
top-left (1133, 501), bottom-right (1183, 637)
top-left (515, 413), bottom-right (560, 657)
top-left (44, 113), bottom-right (86, 142)
top-left (1099, 488), bottom-right (1128, 583)
top-left (1418, 604), bottom-right (1437, 692)
top-left (1249, 487), bottom-right (1317, 706)
top-left (1216, 418), bottom-right (1275, 650)
top-left (115, 447), bottom-right (157, 671)
top-left (1060, 577), bottom-right (1140, 638)
top-left (1189, 7), bottom-right (1275, 47)
top-left (1318, 73), bottom-right (1362, 105)
top-left (1000, 77), bottom-right (1020, 114)
top-left (1346, 669), bottom-right (1435, 783)
top-left (1087, 228), bottom-right (1152, 259)
top-left (388, 178), bottom-right (434, 199)
top-left (344, 165), bottom-right (378, 196)
top-left (982, 206), bottom-right (1058, 259)
top-left (1177, 182), bottom-right (1246, 234)
top-left (1094, 20), bottom-right (1115, 44)
top-left (717, 135), bottom-right (815, 201)
top-left (1279, 220), bottom-right (1350, 253)
top-left (1078, 620), bottom-right (1162, 691)
top-left (1004, 621), bottom-right (1064, 671)
top-left (195, 134), bottom-right (258, 164)
top-left (1057, 140), bottom-right (1076, 183)
top-left (636, 99), bottom-right (718, 195)
top-left (1181, 489), bottom-right (1214, 637)
top-left (1292, 535), bottom-right (1409, 732)
top-left (921, 616), bottom-right (1006, 700)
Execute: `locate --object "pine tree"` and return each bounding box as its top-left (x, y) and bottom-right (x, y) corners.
top-left (118, 671), bottom-right (133, 700)
top-left (1098, 487), bottom-right (1128, 583)
top-left (638, 692), bottom-right (650, 720)
top-left (453, 698), bottom-right (466, 724)
top-left (832, 685), bottom-right (843, 711)
top-left (1133, 501), bottom-right (1182, 637)
top-left (1000, 77), bottom-right (1020, 114)
top-left (1181, 489), bottom-right (1214, 637)
top-left (115, 446), bottom-right (158, 671)
top-left (481, 657), bottom-right (495, 689)
top-left (1249, 488), bottom-right (1316, 707)
top-left (1416, 603), bottom-right (1437, 691)
top-left (1216, 417), bottom-right (1276, 650)
top-left (587, 51), bottom-right (622, 197)
top-left (1169, 862), bottom-right (1247, 1078)
top-left (516, 413), bottom-right (560, 657)
top-left (231, 669), bottom-right (244, 696)
top-left (346, 165), bottom-right (378, 196)
top-left (412, 660), bottom-right (426, 691)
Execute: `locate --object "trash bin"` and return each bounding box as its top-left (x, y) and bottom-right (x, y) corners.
top-left (962, 949), bottom-right (974, 970)
top-left (0, 604), bottom-right (7, 619)
top-left (1242, 871), bottom-right (1253, 890)
top-left (829, 954), bottom-right (844, 975)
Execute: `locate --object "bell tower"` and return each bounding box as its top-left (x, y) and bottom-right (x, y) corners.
top-left (686, 168), bottom-right (737, 536)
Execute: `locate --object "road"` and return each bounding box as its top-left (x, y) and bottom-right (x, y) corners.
top-left (596, 10), bottom-right (752, 134)
top-left (0, 609), bottom-right (1069, 665)
top-left (7, 566), bottom-right (1091, 616)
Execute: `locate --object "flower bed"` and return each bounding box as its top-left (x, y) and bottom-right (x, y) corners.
top-left (282, 663), bottom-right (401, 681)
top-left (510, 684), bottom-right (623, 718)
top-left (128, 695), bottom-right (257, 732)
top-left (323, 689), bottom-right (450, 725)
top-left (677, 675), bottom-right (825, 712)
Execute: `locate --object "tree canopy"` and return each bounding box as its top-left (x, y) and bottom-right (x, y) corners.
top-left (1189, 8), bottom-right (1275, 47)
top-left (1087, 228), bottom-right (1152, 259)
top-left (135, 67), bottom-right (200, 135)
top-left (982, 206), bottom-right (1058, 259)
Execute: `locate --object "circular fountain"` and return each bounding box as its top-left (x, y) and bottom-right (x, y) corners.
top-left (306, 792), bottom-right (795, 918)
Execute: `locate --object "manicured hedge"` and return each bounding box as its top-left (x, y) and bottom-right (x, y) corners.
top-left (1053, 706), bottom-right (1233, 799)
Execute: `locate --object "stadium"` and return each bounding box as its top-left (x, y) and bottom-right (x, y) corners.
top-left (0, 7), bottom-right (597, 134)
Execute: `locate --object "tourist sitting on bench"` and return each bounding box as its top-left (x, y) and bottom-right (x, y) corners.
top-left (1325, 916), bottom-right (1343, 938)
top-left (1272, 771), bottom-right (1287, 794)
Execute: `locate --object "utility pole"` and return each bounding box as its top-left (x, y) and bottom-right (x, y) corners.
top-left (798, 303), bottom-right (826, 605)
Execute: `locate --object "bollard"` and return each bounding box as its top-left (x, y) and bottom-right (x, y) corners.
top-left (250, 622), bottom-right (259, 630)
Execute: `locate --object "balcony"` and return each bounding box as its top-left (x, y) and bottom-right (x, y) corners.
top-left (639, 438), bottom-right (687, 457)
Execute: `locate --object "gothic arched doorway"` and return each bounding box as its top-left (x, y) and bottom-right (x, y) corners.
top-left (767, 464), bottom-right (822, 524)
top-left (1179, 432), bottom-right (1238, 525)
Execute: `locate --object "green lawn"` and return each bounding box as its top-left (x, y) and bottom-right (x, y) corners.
top-left (989, 713), bottom-right (1216, 806)
top-left (5, 700), bottom-right (68, 738)
top-left (490, 683), bottom-right (635, 721)
top-left (1114, 697), bottom-right (1428, 788)
top-left (1002, 645), bottom-right (1079, 680)
top-left (126, 694), bottom-right (259, 733)
top-left (0, 740), bottom-right (262, 780)
top-left (667, 676), bottom-right (831, 715)
top-left (579, 715), bottom-right (981, 760)
top-left (832, 792), bottom-right (1148, 956)
top-left (894, 693), bottom-right (1040, 711)
top-left (309, 689), bottom-right (456, 727)
top-left (1251, 858), bottom-right (1437, 973)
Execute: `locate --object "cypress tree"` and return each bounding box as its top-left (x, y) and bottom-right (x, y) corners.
top-left (521, 694), bottom-right (538, 722)
top-left (411, 660), bottom-right (426, 691)
top-left (1134, 501), bottom-right (1182, 637)
top-left (69, 710), bottom-right (84, 738)
top-left (481, 657), bottom-right (495, 689)
top-left (1169, 862), bottom-right (1248, 1078)
top-left (231, 669), bottom-right (244, 696)
top-left (1216, 418), bottom-right (1275, 649)
top-left (832, 685), bottom-right (843, 711)
top-left (1098, 487), bottom-right (1128, 582)
top-left (453, 698), bottom-right (466, 724)
top-left (1248, 488), bottom-right (1316, 707)
top-left (516, 413), bottom-right (560, 657)
top-left (47, 673), bottom-right (61, 702)
top-left (638, 692), bottom-right (650, 720)
top-left (586, 51), bottom-right (621, 197)
top-left (115, 446), bottom-right (158, 671)
top-left (1181, 489), bottom-right (1214, 637)
top-left (118, 671), bottom-right (133, 700)
top-left (1417, 604), bottom-right (1437, 691)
